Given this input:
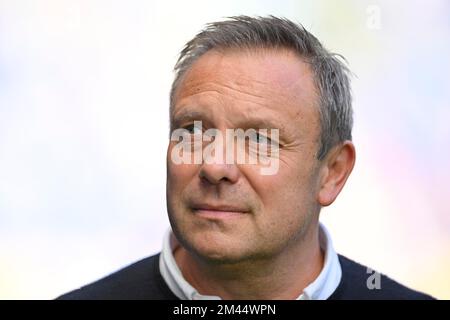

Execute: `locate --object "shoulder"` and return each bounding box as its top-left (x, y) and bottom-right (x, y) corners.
top-left (56, 253), bottom-right (178, 300)
top-left (328, 254), bottom-right (435, 300)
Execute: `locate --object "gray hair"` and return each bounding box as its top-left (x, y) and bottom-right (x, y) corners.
top-left (170, 15), bottom-right (353, 160)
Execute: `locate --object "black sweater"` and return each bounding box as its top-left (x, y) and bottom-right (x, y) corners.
top-left (57, 253), bottom-right (434, 300)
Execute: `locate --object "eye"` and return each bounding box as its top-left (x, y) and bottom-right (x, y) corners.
top-left (249, 132), bottom-right (272, 145)
top-left (183, 123), bottom-right (203, 135)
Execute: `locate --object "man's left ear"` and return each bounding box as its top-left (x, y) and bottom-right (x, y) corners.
top-left (317, 141), bottom-right (356, 207)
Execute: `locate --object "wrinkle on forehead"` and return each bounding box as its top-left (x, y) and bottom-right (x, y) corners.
top-left (176, 48), bottom-right (317, 106)
top-left (172, 48), bottom-right (320, 142)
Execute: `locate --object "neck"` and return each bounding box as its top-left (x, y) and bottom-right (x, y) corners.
top-left (173, 223), bottom-right (324, 300)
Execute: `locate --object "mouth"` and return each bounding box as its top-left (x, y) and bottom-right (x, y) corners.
top-left (190, 203), bottom-right (250, 220)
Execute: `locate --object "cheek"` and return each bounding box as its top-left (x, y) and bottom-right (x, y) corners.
top-left (247, 157), bottom-right (313, 205)
top-left (167, 145), bottom-right (199, 204)
top-left (167, 143), bottom-right (196, 180)
top-left (245, 156), bottom-right (318, 225)
top-left (167, 164), bottom-right (197, 198)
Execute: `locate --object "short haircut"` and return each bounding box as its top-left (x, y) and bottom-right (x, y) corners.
top-left (170, 15), bottom-right (353, 159)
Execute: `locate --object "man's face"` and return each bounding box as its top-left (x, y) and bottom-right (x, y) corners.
top-left (166, 48), bottom-right (323, 263)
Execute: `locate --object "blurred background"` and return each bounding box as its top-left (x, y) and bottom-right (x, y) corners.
top-left (0, 0), bottom-right (449, 299)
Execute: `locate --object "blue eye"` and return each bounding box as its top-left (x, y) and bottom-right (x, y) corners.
top-left (184, 124), bottom-right (203, 134)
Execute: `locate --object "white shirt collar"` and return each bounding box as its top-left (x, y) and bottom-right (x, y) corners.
top-left (159, 223), bottom-right (341, 300)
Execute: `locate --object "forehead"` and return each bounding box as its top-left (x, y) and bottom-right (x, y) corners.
top-left (172, 48), bottom-right (319, 132)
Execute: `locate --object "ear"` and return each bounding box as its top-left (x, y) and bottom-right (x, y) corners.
top-left (317, 141), bottom-right (356, 207)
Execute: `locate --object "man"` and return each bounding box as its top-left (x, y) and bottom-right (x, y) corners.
top-left (59, 16), bottom-right (433, 300)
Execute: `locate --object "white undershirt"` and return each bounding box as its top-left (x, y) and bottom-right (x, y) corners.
top-left (159, 223), bottom-right (341, 300)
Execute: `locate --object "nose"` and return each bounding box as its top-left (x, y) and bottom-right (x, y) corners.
top-left (198, 127), bottom-right (242, 185)
top-left (199, 162), bottom-right (240, 185)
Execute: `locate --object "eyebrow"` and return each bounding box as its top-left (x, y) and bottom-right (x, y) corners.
top-left (236, 118), bottom-right (283, 132)
top-left (171, 110), bottom-right (208, 129)
top-left (171, 108), bottom-right (285, 135)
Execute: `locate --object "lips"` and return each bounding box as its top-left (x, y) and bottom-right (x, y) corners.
top-left (191, 203), bottom-right (249, 212)
top-left (190, 203), bottom-right (250, 219)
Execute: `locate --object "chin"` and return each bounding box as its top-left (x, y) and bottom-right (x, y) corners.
top-left (186, 233), bottom-right (251, 264)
